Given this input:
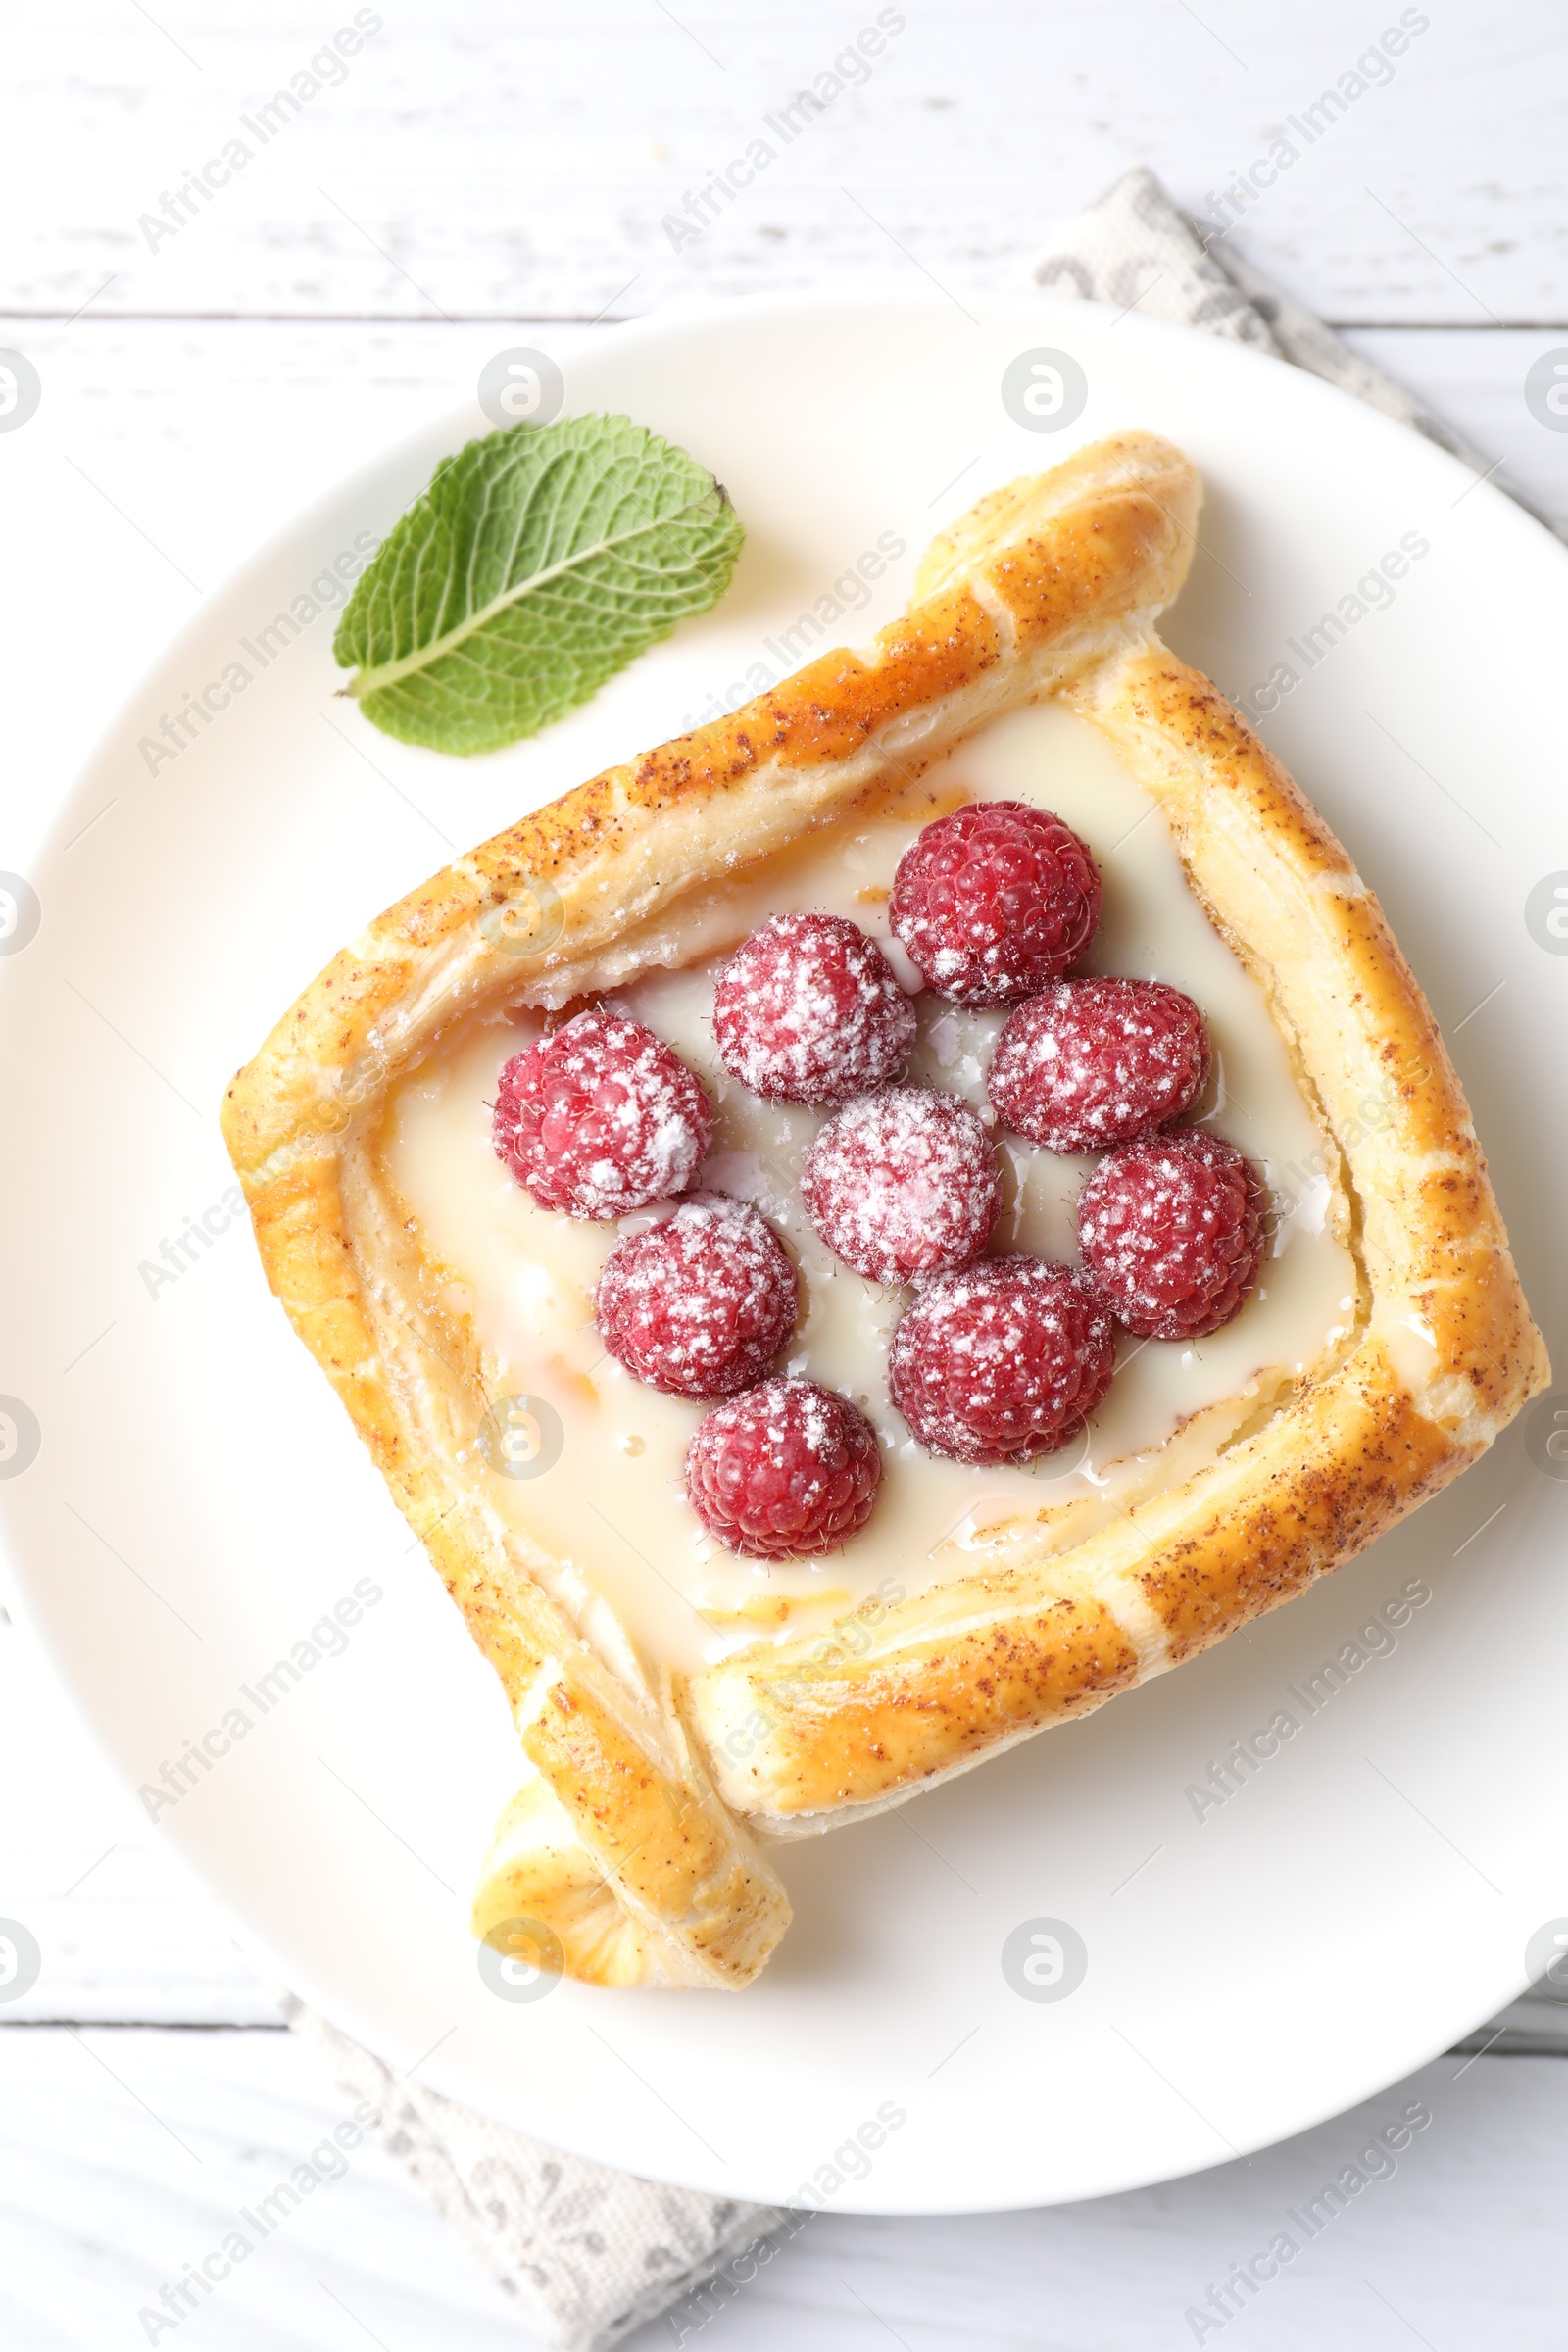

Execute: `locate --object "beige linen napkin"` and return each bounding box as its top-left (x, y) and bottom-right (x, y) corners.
top-left (281, 1996), bottom-right (781, 2349)
top-left (286, 168), bottom-right (1528, 2351)
top-left (1021, 164), bottom-right (1488, 454)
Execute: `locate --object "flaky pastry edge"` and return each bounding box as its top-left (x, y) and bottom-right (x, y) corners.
top-left (221, 431), bottom-right (1547, 1984)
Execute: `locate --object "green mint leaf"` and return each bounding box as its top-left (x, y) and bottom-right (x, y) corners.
top-left (333, 413), bottom-right (745, 756)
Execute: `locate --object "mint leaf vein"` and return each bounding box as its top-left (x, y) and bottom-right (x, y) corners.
top-left (333, 413), bottom-right (745, 757)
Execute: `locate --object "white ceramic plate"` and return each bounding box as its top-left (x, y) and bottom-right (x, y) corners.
top-left (3, 292), bottom-right (1565, 2215)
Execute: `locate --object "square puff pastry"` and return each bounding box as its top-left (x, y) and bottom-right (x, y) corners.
top-left (221, 432), bottom-right (1547, 1991)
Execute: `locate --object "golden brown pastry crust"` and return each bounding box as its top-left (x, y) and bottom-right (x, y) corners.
top-left (221, 432), bottom-right (1547, 1979)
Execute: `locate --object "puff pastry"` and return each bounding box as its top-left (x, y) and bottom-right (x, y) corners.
top-left (222, 431), bottom-right (1547, 1988)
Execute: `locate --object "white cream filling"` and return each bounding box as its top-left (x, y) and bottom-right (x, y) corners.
top-left (381, 703), bottom-right (1357, 1678)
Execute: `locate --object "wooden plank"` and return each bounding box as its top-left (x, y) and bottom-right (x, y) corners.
top-left (1452, 1985), bottom-right (1568, 2058)
top-left (4, 2), bottom-right (1566, 326)
top-left (2, 266), bottom-right (1565, 2342)
top-left (0, 16), bottom-right (1563, 2335)
top-left (738, 2047), bottom-right (1568, 2349)
top-left (0, 2028), bottom-right (1564, 2349)
top-left (1346, 326), bottom-right (1568, 533)
top-left (5, 1584), bottom-right (1564, 2044)
top-left (0, 1614), bottom-right (279, 2025)
top-left (0, 316), bottom-right (1563, 2033)
top-left (0, 2025), bottom-right (528, 2349)
top-left (0, 316), bottom-right (1558, 905)
top-left (0, 315), bottom-right (596, 872)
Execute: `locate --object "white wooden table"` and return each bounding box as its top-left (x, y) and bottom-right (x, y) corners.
top-left (3, 6), bottom-right (1566, 2344)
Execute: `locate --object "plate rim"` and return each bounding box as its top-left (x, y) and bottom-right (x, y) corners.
top-left (3, 283), bottom-right (1564, 2213)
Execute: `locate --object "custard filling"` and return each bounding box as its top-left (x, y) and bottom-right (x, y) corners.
top-left (380, 702), bottom-right (1356, 1679)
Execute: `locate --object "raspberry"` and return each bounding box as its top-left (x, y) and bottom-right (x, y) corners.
top-left (801, 1088), bottom-right (1001, 1286)
top-left (684, 1377), bottom-right (883, 1559)
top-left (595, 1196), bottom-right (798, 1398)
top-left (1076, 1130), bottom-right (1266, 1340)
top-left (889, 801), bottom-right (1102, 1006)
top-left (890, 1255), bottom-right (1116, 1465)
top-left (988, 977), bottom-right (1211, 1154)
top-left (493, 1009), bottom-right (711, 1220)
top-left (711, 913), bottom-right (916, 1105)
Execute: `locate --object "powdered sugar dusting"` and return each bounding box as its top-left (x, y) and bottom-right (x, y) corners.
top-left (492, 1007), bottom-right (711, 1219)
top-left (712, 912), bottom-right (917, 1104)
top-left (595, 1194), bottom-right (797, 1397)
top-left (1077, 1130), bottom-right (1266, 1340)
top-left (386, 698), bottom-right (1360, 1667)
top-left (988, 977), bottom-right (1210, 1153)
top-left (684, 1375), bottom-right (883, 1559)
top-left (802, 1087), bottom-right (1001, 1286)
top-left (889, 800), bottom-right (1102, 1006)
top-left (890, 1255), bottom-right (1117, 1465)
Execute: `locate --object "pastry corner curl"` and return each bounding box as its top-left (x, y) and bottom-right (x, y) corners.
top-left (222, 429), bottom-right (1545, 1976)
